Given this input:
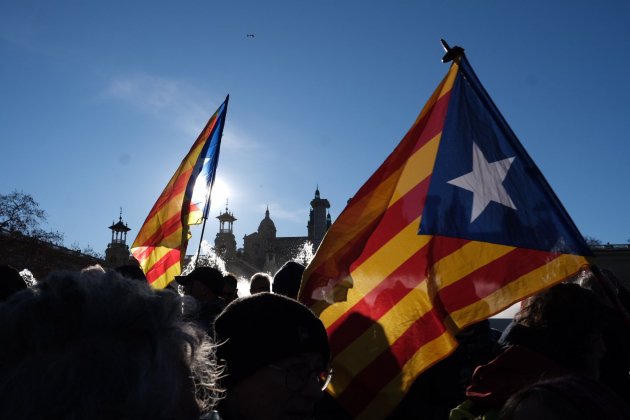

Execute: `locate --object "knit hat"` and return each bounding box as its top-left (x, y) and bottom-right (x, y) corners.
top-left (214, 292), bottom-right (329, 388)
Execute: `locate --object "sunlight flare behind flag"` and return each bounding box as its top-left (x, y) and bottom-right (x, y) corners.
top-left (131, 96), bottom-right (229, 289)
top-left (299, 50), bottom-right (591, 419)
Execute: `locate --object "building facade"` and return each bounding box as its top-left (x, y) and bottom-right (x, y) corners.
top-left (214, 188), bottom-right (332, 277)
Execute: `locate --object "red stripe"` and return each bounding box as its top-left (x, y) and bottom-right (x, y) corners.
top-left (145, 248), bottom-right (181, 283)
top-left (300, 216), bottom-right (383, 307)
top-left (336, 307), bottom-right (447, 417)
top-left (334, 247), bottom-right (565, 416)
top-left (350, 177), bottom-right (430, 269)
top-left (133, 212), bottom-right (183, 262)
top-left (351, 90), bottom-right (451, 205)
top-left (192, 113), bottom-right (219, 148)
top-left (438, 245), bottom-right (562, 313)
top-left (142, 110), bottom-right (220, 223)
top-left (300, 178), bottom-right (431, 307)
top-left (300, 93), bottom-right (451, 307)
top-left (300, 93), bottom-right (450, 306)
top-left (328, 237), bottom-right (466, 356)
top-left (142, 166), bottom-right (194, 224)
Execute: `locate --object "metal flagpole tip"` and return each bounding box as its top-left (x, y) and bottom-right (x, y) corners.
top-left (440, 39), bottom-right (465, 63)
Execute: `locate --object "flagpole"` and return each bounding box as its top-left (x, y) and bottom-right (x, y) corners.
top-left (193, 94), bottom-right (230, 268)
top-left (440, 39), bottom-right (464, 63)
top-left (194, 198), bottom-right (212, 267)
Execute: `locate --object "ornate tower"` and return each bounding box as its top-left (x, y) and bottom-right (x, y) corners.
top-left (308, 187), bottom-right (331, 251)
top-left (214, 200), bottom-right (237, 260)
top-left (105, 209), bottom-right (131, 267)
top-left (259, 207), bottom-right (279, 273)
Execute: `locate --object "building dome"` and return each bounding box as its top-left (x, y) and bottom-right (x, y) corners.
top-left (258, 208), bottom-right (277, 238)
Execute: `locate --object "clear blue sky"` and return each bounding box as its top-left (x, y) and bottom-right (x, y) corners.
top-left (2, 0), bottom-right (629, 256)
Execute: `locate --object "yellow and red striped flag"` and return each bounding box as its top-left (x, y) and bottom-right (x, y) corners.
top-left (299, 52), bottom-right (591, 418)
top-left (131, 96), bottom-right (229, 289)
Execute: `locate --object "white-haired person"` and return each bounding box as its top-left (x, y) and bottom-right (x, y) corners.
top-left (0, 269), bottom-right (222, 419)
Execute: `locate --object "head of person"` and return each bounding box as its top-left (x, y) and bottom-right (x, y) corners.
top-left (514, 283), bottom-right (607, 379)
top-left (272, 261), bottom-right (305, 300)
top-left (222, 273), bottom-right (239, 304)
top-left (0, 269), bottom-right (221, 419)
top-left (249, 272), bottom-right (271, 295)
top-left (177, 266), bottom-right (225, 302)
top-left (0, 264), bottom-right (27, 301)
top-left (500, 375), bottom-right (630, 420)
top-left (214, 292), bottom-right (331, 420)
top-left (114, 264), bottom-right (147, 282)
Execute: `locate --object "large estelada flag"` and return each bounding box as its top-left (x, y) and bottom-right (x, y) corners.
top-left (131, 96), bottom-right (229, 289)
top-left (299, 51), bottom-right (591, 419)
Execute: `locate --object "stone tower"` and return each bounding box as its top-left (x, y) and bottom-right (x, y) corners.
top-left (214, 201), bottom-right (237, 260)
top-left (105, 209), bottom-right (131, 267)
top-left (308, 187), bottom-right (331, 251)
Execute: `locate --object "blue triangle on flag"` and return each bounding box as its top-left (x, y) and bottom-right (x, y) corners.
top-left (419, 59), bottom-right (590, 256)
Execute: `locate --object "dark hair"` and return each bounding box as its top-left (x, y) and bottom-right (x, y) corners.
top-left (250, 272), bottom-right (271, 292)
top-left (0, 270), bottom-right (222, 419)
top-left (500, 375), bottom-right (630, 419)
top-left (513, 283), bottom-right (607, 374)
top-left (272, 261), bottom-right (305, 299)
top-left (114, 264), bottom-right (147, 282)
top-left (223, 273), bottom-right (237, 288)
top-left (0, 264), bottom-right (27, 301)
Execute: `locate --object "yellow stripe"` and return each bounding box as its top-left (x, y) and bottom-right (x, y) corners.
top-left (306, 76), bottom-right (453, 274)
top-left (149, 262), bottom-right (182, 289)
top-left (414, 62), bottom-right (459, 124)
top-left (319, 218), bottom-right (428, 329)
top-left (449, 254), bottom-right (589, 327)
top-left (329, 279), bottom-right (434, 396)
top-left (187, 208), bottom-right (204, 226)
top-left (141, 242), bottom-right (179, 266)
top-left (133, 140), bottom-right (207, 246)
top-left (431, 241), bottom-right (515, 290)
top-left (316, 134), bottom-right (442, 325)
top-left (389, 133), bottom-right (441, 204)
top-left (138, 246), bottom-right (171, 274)
top-left (303, 167), bottom-right (404, 271)
top-left (134, 188), bottom-right (187, 244)
top-left (133, 227), bottom-right (184, 266)
top-left (356, 331), bottom-right (458, 420)
top-left (138, 245), bottom-right (183, 289)
top-left (306, 65), bottom-right (458, 279)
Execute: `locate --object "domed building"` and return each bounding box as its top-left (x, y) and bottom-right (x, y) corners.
top-left (214, 188), bottom-right (332, 276)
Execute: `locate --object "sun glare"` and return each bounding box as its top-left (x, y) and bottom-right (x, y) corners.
top-left (210, 177), bottom-right (231, 210)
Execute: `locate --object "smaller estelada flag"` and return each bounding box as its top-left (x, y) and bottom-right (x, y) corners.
top-left (300, 51), bottom-right (590, 419)
top-left (131, 96), bottom-right (229, 289)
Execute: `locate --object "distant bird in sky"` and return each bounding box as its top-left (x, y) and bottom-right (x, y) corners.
top-left (246, 34), bottom-right (255, 38)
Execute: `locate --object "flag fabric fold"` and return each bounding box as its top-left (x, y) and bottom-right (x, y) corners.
top-left (131, 96), bottom-right (229, 289)
top-left (300, 56), bottom-right (590, 419)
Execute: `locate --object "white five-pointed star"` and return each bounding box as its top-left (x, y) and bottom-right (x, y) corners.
top-left (447, 142), bottom-right (517, 223)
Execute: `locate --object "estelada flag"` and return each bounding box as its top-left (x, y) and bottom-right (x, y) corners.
top-left (299, 51), bottom-right (591, 419)
top-left (131, 96), bottom-right (229, 289)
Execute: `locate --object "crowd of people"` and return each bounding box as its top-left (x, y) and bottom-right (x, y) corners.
top-left (1, 260), bottom-right (629, 419)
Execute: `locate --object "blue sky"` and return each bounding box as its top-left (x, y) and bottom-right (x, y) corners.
top-left (1, 1), bottom-right (630, 256)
